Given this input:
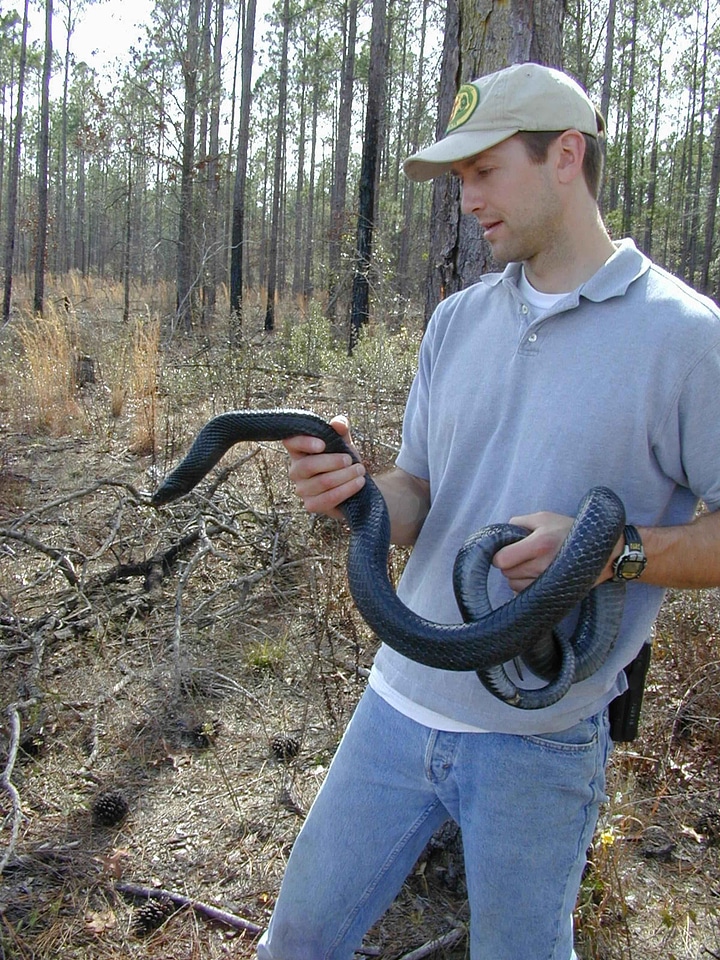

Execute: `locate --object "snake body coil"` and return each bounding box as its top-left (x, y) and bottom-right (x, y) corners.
top-left (152, 409), bottom-right (627, 709)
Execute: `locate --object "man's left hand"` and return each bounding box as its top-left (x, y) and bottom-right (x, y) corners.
top-left (492, 511), bottom-right (575, 593)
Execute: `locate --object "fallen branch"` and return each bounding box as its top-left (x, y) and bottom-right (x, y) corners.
top-left (173, 518), bottom-right (214, 693)
top-left (201, 448), bottom-right (260, 501)
top-left (7, 477), bottom-right (149, 526)
top-left (0, 700), bottom-right (37, 875)
top-left (0, 528), bottom-right (81, 586)
top-left (115, 881), bottom-right (264, 936)
top-left (98, 525), bottom-right (208, 587)
top-left (397, 926), bottom-right (466, 960)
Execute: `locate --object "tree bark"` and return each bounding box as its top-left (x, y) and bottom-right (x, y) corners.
top-left (264, 0), bottom-right (291, 332)
top-left (326, 0), bottom-right (358, 322)
top-left (701, 104), bottom-right (720, 296)
top-left (122, 143), bottom-right (132, 322)
top-left (202, 0), bottom-right (223, 323)
top-left (2, 0), bottom-right (29, 324)
top-left (229, 0), bottom-right (257, 336)
top-left (176, 0), bottom-right (201, 333)
top-left (33, 0), bottom-right (53, 317)
top-left (423, 0), bottom-right (564, 324)
top-left (348, 0), bottom-right (387, 351)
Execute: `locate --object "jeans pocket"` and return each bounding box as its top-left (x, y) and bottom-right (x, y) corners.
top-left (520, 712), bottom-right (602, 754)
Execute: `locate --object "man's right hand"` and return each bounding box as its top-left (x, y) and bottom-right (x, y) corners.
top-left (282, 415), bottom-right (366, 521)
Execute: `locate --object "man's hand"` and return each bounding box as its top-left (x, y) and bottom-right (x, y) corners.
top-left (493, 509), bottom-right (627, 592)
top-left (492, 510), bottom-right (575, 593)
top-left (282, 415), bottom-right (430, 545)
top-left (282, 416), bottom-right (366, 521)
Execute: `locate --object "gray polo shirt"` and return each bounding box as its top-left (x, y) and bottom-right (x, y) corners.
top-left (370, 239), bottom-right (720, 734)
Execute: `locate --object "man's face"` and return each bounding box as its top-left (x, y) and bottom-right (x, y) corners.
top-left (451, 135), bottom-right (563, 266)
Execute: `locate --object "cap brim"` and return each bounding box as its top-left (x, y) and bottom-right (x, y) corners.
top-left (403, 128), bottom-right (518, 181)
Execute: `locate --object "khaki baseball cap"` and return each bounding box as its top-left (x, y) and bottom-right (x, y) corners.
top-left (404, 62), bottom-right (605, 182)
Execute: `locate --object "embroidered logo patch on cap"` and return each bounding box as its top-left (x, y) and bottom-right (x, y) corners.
top-left (446, 84), bottom-right (480, 133)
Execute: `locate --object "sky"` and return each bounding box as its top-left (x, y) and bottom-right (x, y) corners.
top-left (67, 0), bottom-right (152, 65)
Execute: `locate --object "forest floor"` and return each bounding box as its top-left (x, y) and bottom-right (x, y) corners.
top-left (1, 301), bottom-right (720, 960)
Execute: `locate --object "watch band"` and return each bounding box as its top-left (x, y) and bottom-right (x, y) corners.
top-left (612, 525), bottom-right (647, 582)
top-left (624, 525), bottom-right (643, 553)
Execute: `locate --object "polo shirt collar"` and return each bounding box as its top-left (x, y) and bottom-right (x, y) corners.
top-left (482, 238), bottom-right (650, 304)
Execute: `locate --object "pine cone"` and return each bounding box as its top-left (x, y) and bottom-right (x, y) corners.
top-left (132, 898), bottom-right (174, 936)
top-left (92, 790), bottom-right (129, 826)
top-left (270, 733), bottom-right (301, 762)
top-left (696, 812), bottom-right (720, 845)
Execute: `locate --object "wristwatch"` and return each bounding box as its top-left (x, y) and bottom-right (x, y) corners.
top-left (612, 525), bottom-right (647, 581)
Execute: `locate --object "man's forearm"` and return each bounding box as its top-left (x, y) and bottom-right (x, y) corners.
top-left (374, 468), bottom-right (431, 546)
top-left (637, 508), bottom-right (720, 589)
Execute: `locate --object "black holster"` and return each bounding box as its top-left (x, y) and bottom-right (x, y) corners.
top-left (608, 642), bottom-right (652, 742)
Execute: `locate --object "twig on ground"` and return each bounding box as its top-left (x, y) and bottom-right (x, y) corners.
top-left (0, 528), bottom-right (81, 586)
top-left (5, 477), bottom-right (148, 527)
top-left (202, 447), bottom-right (260, 500)
top-left (77, 670), bottom-right (134, 775)
top-left (0, 700), bottom-right (37, 875)
top-left (173, 518), bottom-right (214, 693)
top-left (115, 880), bottom-right (264, 936)
top-left (396, 926), bottom-right (467, 960)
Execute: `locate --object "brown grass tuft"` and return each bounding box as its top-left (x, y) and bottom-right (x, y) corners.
top-left (16, 308), bottom-right (84, 435)
top-left (127, 318), bottom-right (160, 456)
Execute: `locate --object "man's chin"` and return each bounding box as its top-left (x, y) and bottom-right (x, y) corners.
top-left (483, 239), bottom-right (510, 266)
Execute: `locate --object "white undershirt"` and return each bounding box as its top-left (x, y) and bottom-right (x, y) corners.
top-left (517, 266), bottom-right (569, 316)
top-left (369, 268), bottom-right (573, 733)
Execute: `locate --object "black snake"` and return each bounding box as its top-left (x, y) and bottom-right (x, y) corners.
top-left (151, 409), bottom-right (627, 709)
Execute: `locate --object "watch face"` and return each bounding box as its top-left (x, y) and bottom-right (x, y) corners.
top-left (618, 556), bottom-right (646, 579)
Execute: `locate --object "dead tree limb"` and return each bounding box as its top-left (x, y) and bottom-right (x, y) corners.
top-left (98, 525), bottom-right (208, 588)
top-left (115, 881), bottom-right (264, 936)
top-left (397, 926), bottom-right (466, 960)
top-left (173, 518), bottom-right (213, 693)
top-left (6, 477), bottom-right (149, 528)
top-left (0, 700), bottom-right (37, 876)
top-left (0, 528), bottom-right (81, 586)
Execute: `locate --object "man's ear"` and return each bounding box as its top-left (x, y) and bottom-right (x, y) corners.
top-left (555, 130), bottom-right (586, 185)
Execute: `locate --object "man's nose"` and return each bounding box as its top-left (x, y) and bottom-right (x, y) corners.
top-left (460, 183), bottom-right (484, 216)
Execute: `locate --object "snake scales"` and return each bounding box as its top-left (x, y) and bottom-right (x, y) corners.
top-left (151, 409), bottom-right (627, 710)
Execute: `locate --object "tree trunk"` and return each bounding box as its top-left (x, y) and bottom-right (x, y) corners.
top-left (326, 0), bottom-right (358, 322)
top-left (292, 63), bottom-right (307, 299)
top-left (33, 0), bottom-right (52, 317)
top-left (701, 104), bottom-right (720, 295)
top-left (176, 0), bottom-right (201, 333)
top-left (397, 0), bottom-right (427, 306)
top-left (56, 0), bottom-right (75, 275)
top-left (423, 0), bottom-right (564, 324)
top-left (123, 144), bottom-right (132, 322)
top-left (302, 20), bottom-right (321, 302)
top-left (686, 0), bottom-right (709, 285)
top-left (598, 0), bottom-right (615, 211)
top-left (423, 0), bottom-right (461, 323)
top-left (229, 0), bottom-right (257, 336)
top-left (2, 0), bottom-right (28, 324)
top-left (643, 31), bottom-right (665, 257)
top-left (348, 0), bottom-right (387, 351)
top-left (264, 0), bottom-right (290, 332)
top-left (621, 0), bottom-right (638, 238)
top-left (202, 0), bottom-right (223, 323)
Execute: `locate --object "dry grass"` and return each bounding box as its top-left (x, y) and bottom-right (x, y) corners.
top-left (1, 288), bottom-right (720, 960)
top-left (127, 318), bottom-right (161, 456)
top-left (16, 308), bottom-right (84, 435)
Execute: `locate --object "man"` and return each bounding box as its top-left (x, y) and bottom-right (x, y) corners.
top-left (257, 62), bottom-right (720, 959)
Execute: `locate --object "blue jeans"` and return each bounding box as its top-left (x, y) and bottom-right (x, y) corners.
top-left (257, 688), bottom-right (611, 960)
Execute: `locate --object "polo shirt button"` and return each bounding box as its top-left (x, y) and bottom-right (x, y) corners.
top-left (528, 333), bottom-right (537, 342)
top-left (521, 304), bottom-right (529, 314)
